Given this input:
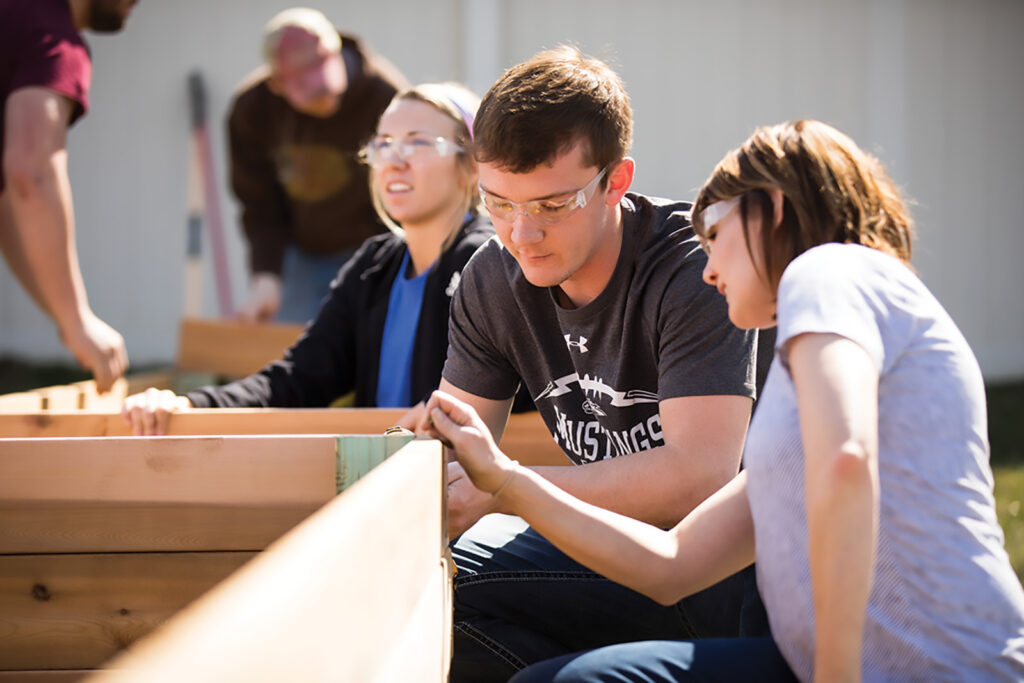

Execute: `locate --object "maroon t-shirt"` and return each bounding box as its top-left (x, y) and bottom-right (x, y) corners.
top-left (0, 0), bottom-right (91, 192)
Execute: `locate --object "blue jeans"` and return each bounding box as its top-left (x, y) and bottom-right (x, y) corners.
top-left (509, 638), bottom-right (798, 682)
top-left (277, 246), bottom-right (355, 324)
top-left (450, 515), bottom-right (768, 682)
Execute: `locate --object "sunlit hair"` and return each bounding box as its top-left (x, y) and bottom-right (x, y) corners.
top-left (692, 120), bottom-right (915, 291)
top-left (366, 83), bottom-right (482, 250)
top-left (262, 8), bottom-right (341, 64)
top-left (473, 46), bottom-right (632, 182)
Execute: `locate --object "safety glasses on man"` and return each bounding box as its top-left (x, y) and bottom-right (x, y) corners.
top-left (479, 166), bottom-right (608, 227)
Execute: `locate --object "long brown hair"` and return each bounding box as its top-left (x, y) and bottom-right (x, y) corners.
top-left (692, 120), bottom-right (914, 291)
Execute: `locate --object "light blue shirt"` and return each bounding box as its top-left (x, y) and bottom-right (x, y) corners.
top-left (746, 244), bottom-right (1024, 680)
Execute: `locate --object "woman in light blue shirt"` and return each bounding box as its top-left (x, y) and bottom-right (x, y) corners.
top-left (422, 120), bottom-right (1024, 681)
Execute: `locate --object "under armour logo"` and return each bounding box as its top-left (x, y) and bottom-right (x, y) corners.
top-left (445, 271), bottom-right (461, 297)
top-left (564, 334), bottom-right (588, 353)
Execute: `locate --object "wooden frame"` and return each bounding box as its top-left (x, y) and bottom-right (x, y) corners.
top-left (91, 440), bottom-right (448, 681)
top-left (175, 317), bottom-right (305, 378)
top-left (0, 409), bottom-right (569, 467)
top-left (0, 433), bottom-right (434, 676)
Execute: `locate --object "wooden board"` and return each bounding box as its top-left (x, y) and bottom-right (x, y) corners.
top-left (0, 381), bottom-right (127, 414)
top-left (175, 318), bottom-right (304, 378)
top-left (0, 409), bottom-right (570, 466)
top-left (92, 440), bottom-right (448, 682)
top-left (0, 436), bottom-right (337, 506)
top-left (0, 435), bottom-right (338, 554)
top-left (0, 503), bottom-right (319, 555)
top-left (0, 671), bottom-right (91, 681)
top-left (0, 552), bottom-right (253, 671)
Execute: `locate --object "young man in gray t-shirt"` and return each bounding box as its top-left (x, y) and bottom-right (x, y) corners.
top-left (416, 47), bottom-right (762, 681)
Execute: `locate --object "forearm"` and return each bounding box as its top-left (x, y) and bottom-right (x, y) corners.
top-left (5, 151), bottom-right (90, 331)
top-left (528, 447), bottom-right (735, 528)
top-left (505, 467), bottom-right (755, 605)
top-left (807, 447), bottom-right (877, 682)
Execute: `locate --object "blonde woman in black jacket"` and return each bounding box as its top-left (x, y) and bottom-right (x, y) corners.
top-left (122, 83), bottom-right (492, 434)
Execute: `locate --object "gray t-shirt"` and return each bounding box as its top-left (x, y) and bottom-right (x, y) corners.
top-left (746, 243), bottom-right (1024, 681)
top-left (443, 193), bottom-right (758, 464)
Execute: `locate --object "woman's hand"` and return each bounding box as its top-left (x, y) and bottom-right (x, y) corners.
top-left (121, 387), bottom-right (192, 436)
top-left (422, 390), bottom-right (517, 495)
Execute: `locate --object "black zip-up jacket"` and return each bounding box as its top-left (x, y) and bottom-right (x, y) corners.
top-left (187, 215), bottom-right (494, 408)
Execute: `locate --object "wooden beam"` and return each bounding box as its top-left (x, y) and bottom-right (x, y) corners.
top-left (0, 671), bottom-right (91, 681)
top-left (0, 392), bottom-right (41, 412)
top-left (0, 435), bottom-right (338, 554)
top-left (123, 371), bottom-right (176, 397)
top-left (92, 441), bottom-right (447, 682)
top-left (71, 379), bottom-right (127, 411)
top-left (0, 552), bottom-right (253, 671)
top-left (0, 503), bottom-right (320, 555)
top-left (175, 318), bottom-right (304, 378)
top-left (0, 409), bottom-right (570, 466)
top-left (0, 436), bottom-right (337, 506)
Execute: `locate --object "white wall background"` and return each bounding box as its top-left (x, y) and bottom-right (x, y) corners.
top-left (1, 0), bottom-right (1022, 381)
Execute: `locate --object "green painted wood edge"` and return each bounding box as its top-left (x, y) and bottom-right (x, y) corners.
top-left (335, 433), bottom-right (416, 493)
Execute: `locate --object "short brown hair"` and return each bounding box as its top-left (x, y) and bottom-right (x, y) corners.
top-left (692, 120), bottom-right (914, 291)
top-left (473, 46), bottom-right (632, 174)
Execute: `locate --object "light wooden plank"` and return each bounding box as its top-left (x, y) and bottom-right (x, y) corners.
top-left (175, 318), bottom-right (304, 378)
top-left (0, 408), bottom-right (570, 466)
top-left (123, 371), bottom-right (175, 397)
top-left (505, 412), bottom-right (570, 466)
top-left (36, 386), bottom-right (80, 412)
top-left (0, 672), bottom-right (91, 681)
top-left (0, 503), bottom-right (319, 554)
top-left (93, 440), bottom-right (446, 682)
top-left (0, 435), bottom-right (337, 506)
top-left (0, 392), bottom-right (42, 412)
top-left (71, 380), bottom-right (126, 411)
top-left (0, 552), bottom-right (253, 671)
top-left (0, 408), bottom-right (408, 438)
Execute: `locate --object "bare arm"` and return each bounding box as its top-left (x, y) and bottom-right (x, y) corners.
top-left (418, 381), bottom-right (749, 536)
top-left (1, 87), bottom-right (127, 391)
top-left (424, 390), bottom-right (756, 605)
top-left (789, 333), bottom-right (879, 683)
top-left (536, 394), bottom-right (751, 528)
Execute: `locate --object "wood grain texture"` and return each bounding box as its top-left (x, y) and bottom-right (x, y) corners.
top-left (0, 435), bottom-right (337, 505)
top-left (174, 318), bottom-right (304, 378)
top-left (0, 409), bottom-right (570, 466)
top-left (92, 440), bottom-right (448, 682)
top-left (0, 552), bottom-right (254, 670)
top-left (0, 503), bottom-right (319, 555)
top-left (0, 435), bottom-right (338, 554)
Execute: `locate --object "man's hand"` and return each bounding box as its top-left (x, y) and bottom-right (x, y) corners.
top-left (121, 387), bottom-right (192, 436)
top-left (446, 461), bottom-right (501, 537)
top-left (60, 311), bottom-right (128, 393)
top-left (237, 272), bottom-right (281, 323)
top-left (395, 401), bottom-right (426, 431)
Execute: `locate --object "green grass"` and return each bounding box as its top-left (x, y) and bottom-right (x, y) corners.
top-left (2, 358), bottom-right (1023, 579)
top-left (995, 465), bottom-right (1024, 583)
top-left (990, 379), bottom-right (1024, 583)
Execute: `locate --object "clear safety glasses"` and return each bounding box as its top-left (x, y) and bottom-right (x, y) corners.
top-left (479, 166), bottom-right (609, 227)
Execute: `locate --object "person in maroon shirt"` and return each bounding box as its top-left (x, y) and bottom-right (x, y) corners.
top-left (0, 0), bottom-right (137, 391)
